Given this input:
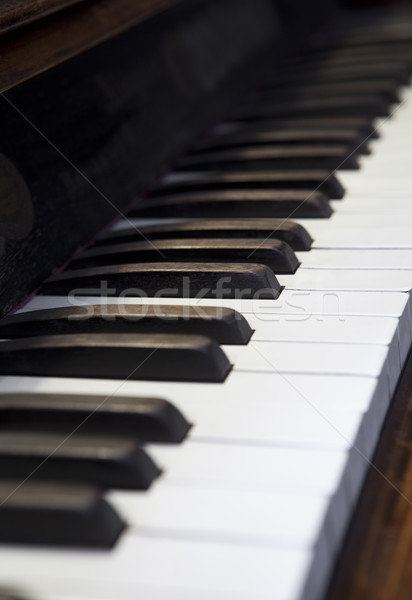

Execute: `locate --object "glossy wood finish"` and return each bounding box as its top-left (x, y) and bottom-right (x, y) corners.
top-left (327, 349), bottom-right (412, 600)
top-left (0, 0), bottom-right (179, 92)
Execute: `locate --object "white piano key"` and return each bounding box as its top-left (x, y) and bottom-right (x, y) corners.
top-left (313, 228), bottom-right (412, 248)
top-left (246, 314), bottom-right (400, 345)
top-left (0, 534), bottom-right (314, 600)
top-left (330, 197), bottom-right (412, 213)
top-left (224, 341), bottom-right (389, 377)
top-left (108, 486), bottom-right (331, 549)
top-left (147, 440), bottom-right (350, 495)
top-left (338, 172), bottom-right (412, 196)
top-left (147, 439), bottom-right (366, 546)
top-left (357, 161), bottom-right (412, 176)
top-left (279, 269), bottom-right (412, 293)
top-left (297, 249), bottom-right (412, 270)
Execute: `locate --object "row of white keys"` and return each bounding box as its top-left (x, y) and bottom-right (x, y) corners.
top-left (0, 534), bottom-right (315, 600)
top-left (0, 371), bottom-right (385, 600)
top-left (21, 294), bottom-right (408, 391)
top-left (296, 249), bottom-right (412, 269)
top-left (24, 290), bottom-right (411, 324)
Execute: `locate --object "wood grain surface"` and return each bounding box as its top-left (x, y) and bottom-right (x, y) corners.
top-left (0, 0), bottom-right (180, 93)
top-left (0, 0), bottom-right (85, 32)
top-left (327, 348), bottom-right (412, 600)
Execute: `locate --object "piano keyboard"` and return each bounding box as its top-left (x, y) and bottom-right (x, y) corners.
top-left (1, 17), bottom-right (412, 600)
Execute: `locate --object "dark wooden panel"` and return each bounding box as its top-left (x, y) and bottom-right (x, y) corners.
top-left (0, 0), bottom-right (181, 93)
top-left (0, 0), bottom-right (85, 33)
top-left (327, 349), bottom-right (412, 600)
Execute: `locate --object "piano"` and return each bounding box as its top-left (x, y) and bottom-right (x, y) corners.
top-left (0, 0), bottom-right (412, 598)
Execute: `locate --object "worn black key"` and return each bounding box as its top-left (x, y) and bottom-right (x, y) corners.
top-left (298, 51), bottom-right (412, 71)
top-left (0, 432), bottom-right (159, 490)
top-left (232, 95), bottom-right (391, 120)
top-left (300, 47), bottom-right (412, 69)
top-left (0, 481), bottom-right (124, 547)
top-left (150, 170), bottom-right (344, 199)
top-left (331, 31), bottom-right (412, 50)
top-left (0, 591), bottom-right (26, 600)
top-left (223, 117), bottom-right (378, 139)
top-left (306, 41), bottom-right (412, 60)
top-left (174, 145), bottom-right (359, 171)
top-left (258, 80), bottom-right (400, 103)
top-left (265, 62), bottom-right (410, 86)
top-left (97, 219), bottom-right (312, 251)
top-left (0, 393), bottom-right (190, 442)
top-left (129, 190), bottom-right (332, 219)
top-left (72, 239), bottom-right (299, 274)
top-left (343, 29), bottom-right (412, 44)
top-left (0, 333), bottom-right (232, 382)
top-left (0, 305), bottom-right (253, 345)
top-left (41, 263), bottom-right (281, 300)
top-left (190, 128), bottom-right (370, 154)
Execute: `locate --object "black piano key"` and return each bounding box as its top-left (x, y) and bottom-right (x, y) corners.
top-left (264, 62), bottom-right (410, 86)
top-left (129, 190), bottom-right (332, 219)
top-left (150, 170), bottom-right (345, 199)
top-left (97, 219), bottom-right (312, 251)
top-left (0, 432), bottom-right (160, 490)
top-left (0, 304), bottom-right (253, 345)
top-left (190, 128), bottom-right (370, 154)
top-left (231, 95), bottom-right (391, 121)
top-left (330, 31), bottom-right (412, 50)
top-left (0, 591), bottom-right (27, 600)
top-left (307, 40), bottom-right (412, 58)
top-left (0, 393), bottom-right (190, 443)
top-left (0, 333), bottom-right (232, 382)
top-left (299, 53), bottom-right (412, 71)
top-left (0, 481), bottom-right (124, 547)
top-left (257, 80), bottom-right (400, 103)
top-left (72, 238), bottom-right (299, 274)
top-left (174, 144), bottom-right (359, 171)
top-left (222, 117), bottom-right (378, 139)
top-left (300, 46), bottom-right (412, 69)
top-left (41, 262), bottom-right (281, 300)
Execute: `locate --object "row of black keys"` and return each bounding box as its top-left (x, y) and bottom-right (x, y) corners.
top-left (0, 27), bottom-right (410, 554)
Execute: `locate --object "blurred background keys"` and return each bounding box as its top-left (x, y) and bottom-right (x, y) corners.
top-left (173, 144), bottom-right (359, 171)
